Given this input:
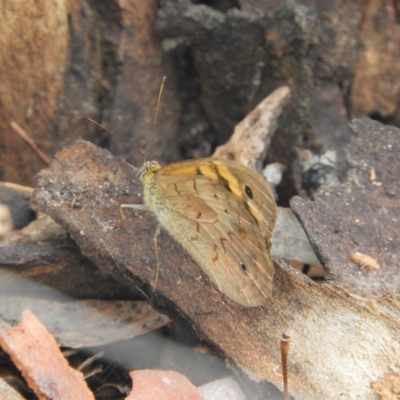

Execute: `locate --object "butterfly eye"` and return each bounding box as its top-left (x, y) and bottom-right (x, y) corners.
top-left (239, 261), bottom-right (247, 273)
top-left (244, 185), bottom-right (253, 199)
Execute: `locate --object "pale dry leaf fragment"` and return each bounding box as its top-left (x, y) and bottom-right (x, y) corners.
top-left (0, 204), bottom-right (13, 237)
top-left (371, 373), bottom-right (400, 400)
top-left (213, 86), bottom-right (291, 172)
top-left (369, 167), bottom-right (376, 182)
top-left (263, 162), bottom-right (287, 191)
top-left (349, 252), bottom-right (381, 271)
top-left (0, 309), bottom-right (94, 400)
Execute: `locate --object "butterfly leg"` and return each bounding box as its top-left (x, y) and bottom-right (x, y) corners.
top-left (117, 203), bottom-right (148, 228)
top-left (118, 203), bottom-right (161, 292)
top-left (153, 224), bottom-right (162, 290)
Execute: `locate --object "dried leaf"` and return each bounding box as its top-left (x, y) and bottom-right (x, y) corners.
top-left (0, 310), bottom-right (94, 400)
top-left (371, 373), bottom-right (400, 400)
top-left (0, 296), bottom-right (170, 348)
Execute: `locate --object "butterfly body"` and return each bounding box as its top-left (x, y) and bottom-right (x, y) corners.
top-left (138, 158), bottom-right (277, 307)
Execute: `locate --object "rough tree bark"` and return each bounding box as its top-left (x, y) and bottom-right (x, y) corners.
top-left (31, 115), bottom-right (400, 400)
top-left (1, 1), bottom-right (400, 399)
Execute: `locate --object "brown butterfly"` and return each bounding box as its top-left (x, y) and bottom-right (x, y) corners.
top-left (135, 157), bottom-right (277, 307)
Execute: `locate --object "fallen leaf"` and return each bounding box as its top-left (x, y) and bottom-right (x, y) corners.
top-left (371, 373), bottom-right (400, 400)
top-left (0, 296), bottom-right (171, 348)
top-left (0, 309), bottom-right (94, 400)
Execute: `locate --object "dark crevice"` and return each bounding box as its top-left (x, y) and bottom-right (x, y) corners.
top-left (193, 0), bottom-right (240, 13)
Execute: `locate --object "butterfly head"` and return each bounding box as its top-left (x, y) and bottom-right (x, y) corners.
top-left (138, 160), bottom-right (161, 181)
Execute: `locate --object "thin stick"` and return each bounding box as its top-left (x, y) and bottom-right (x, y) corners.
top-left (0, 182), bottom-right (34, 195)
top-left (76, 351), bottom-right (105, 372)
top-left (10, 121), bottom-right (51, 166)
top-left (280, 333), bottom-right (290, 400)
top-left (149, 76), bottom-right (166, 160)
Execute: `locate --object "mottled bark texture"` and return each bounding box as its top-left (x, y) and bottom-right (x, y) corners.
top-left (2, 1), bottom-right (400, 399)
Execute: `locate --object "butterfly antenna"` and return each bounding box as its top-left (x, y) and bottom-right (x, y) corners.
top-left (149, 76), bottom-right (166, 160)
top-left (81, 117), bottom-right (148, 163)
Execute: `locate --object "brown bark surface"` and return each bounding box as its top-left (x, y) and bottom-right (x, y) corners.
top-left (31, 117), bottom-right (400, 399)
top-left (2, 1), bottom-right (400, 399)
top-left (0, 0), bottom-right (180, 185)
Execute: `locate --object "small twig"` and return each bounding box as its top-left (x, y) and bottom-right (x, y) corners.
top-left (0, 182), bottom-right (34, 195)
top-left (77, 350), bottom-right (105, 373)
top-left (280, 333), bottom-right (290, 400)
top-left (10, 121), bottom-right (51, 166)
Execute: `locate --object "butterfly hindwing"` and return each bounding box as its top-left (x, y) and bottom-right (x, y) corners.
top-left (142, 159), bottom-right (276, 307)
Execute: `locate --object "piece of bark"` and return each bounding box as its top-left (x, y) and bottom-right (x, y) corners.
top-left (291, 118), bottom-right (400, 295)
top-left (157, 2), bottom-right (270, 144)
top-left (0, 214), bottom-right (137, 300)
top-left (0, 296), bottom-right (170, 348)
top-left (0, 184), bottom-right (35, 230)
top-left (0, 0), bottom-right (180, 186)
top-left (32, 138), bottom-right (400, 399)
top-left (0, 310), bottom-right (94, 400)
top-left (309, 83), bottom-right (352, 178)
top-left (351, 2), bottom-right (400, 122)
top-left (107, 0), bottom-right (181, 167)
top-left (0, 0), bottom-right (104, 185)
